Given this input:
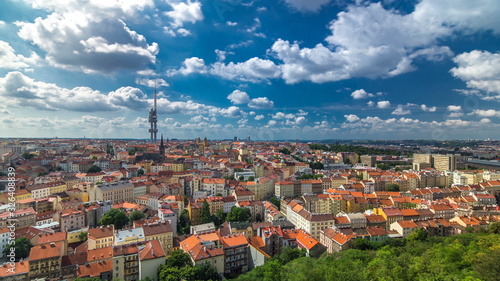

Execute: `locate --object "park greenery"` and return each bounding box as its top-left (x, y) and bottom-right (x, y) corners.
top-left (158, 250), bottom-right (221, 281)
top-left (309, 144), bottom-right (403, 156)
top-left (233, 229), bottom-right (500, 281)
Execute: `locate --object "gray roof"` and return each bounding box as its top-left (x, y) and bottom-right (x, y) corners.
top-left (97, 181), bottom-right (134, 192)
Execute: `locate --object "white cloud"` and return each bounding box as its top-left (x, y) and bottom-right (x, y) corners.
top-left (248, 97), bottom-right (274, 109)
top-left (226, 21), bottom-right (237, 26)
top-left (283, 0), bottom-right (332, 13)
top-left (210, 57), bottom-right (281, 83)
top-left (0, 71), bottom-right (116, 111)
top-left (450, 50), bottom-right (500, 96)
top-left (218, 106), bottom-right (245, 118)
top-left (447, 105), bottom-right (462, 111)
top-left (392, 105), bottom-right (411, 115)
top-left (471, 109), bottom-right (500, 117)
top-left (172, 57), bottom-right (208, 75)
top-left (164, 0), bottom-right (203, 36)
top-left (351, 89), bottom-right (374, 99)
top-left (15, 2), bottom-right (158, 73)
top-left (367, 101), bottom-right (375, 107)
top-left (254, 114), bottom-right (264, 120)
top-left (227, 90), bottom-right (250, 105)
top-left (448, 112), bottom-right (463, 118)
top-left (245, 18), bottom-right (266, 38)
top-left (0, 21), bottom-right (5, 27)
top-left (344, 114), bottom-right (360, 122)
top-left (272, 112), bottom-right (296, 120)
top-left (377, 101), bottom-right (391, 109)
top-left (135, 78), bottom-right (169, 88)
top-left (421, 104), bottom-right (437, 112)
top-left (0, 40), bottom-right (39, 70)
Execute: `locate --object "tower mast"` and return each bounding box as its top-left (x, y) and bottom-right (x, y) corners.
top-left (148, 82), bottom-right (158, 143)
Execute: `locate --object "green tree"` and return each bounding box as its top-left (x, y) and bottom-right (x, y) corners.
top-left (22, 152), bottom-right (34, 159)
top-left (99, 209), bottom-right (130, 229)
top-left (279, 148), bottom-right (291, 155)
top-left (129, 210), bottom-right (146, 221)
top-left (200, 199), bottom-right (211, 224)
top-left (377, 164), bottom-right (391, 170)
top-left (310, 162), bottom-right (324, 169)
top-left (226, 206), bottom-right (252, 222)
top-left (78, 231), bottom-right (88, 242)
top-left (248, 176), bottom-right (255, 181)
top-left (178, 209), bottom-right (191, 235)
top-left (137, 168), bottom-right (145, 176)
top-left (128, 148), bottom-right (136, 155)
top-left (165, 250), bottom-right (192, 268)
top-left (488, 221), bottom-right (500, 234)
top-left (270, 196), bottom-right (281, 211)
top-left (87, 165), bottom-right (102, 173)
top-left (387, 183), bottom-right (400, 192)
top-left (407, 227), bottom-right (428, 242)
top-left (2, 237), bottom-right (32, 260)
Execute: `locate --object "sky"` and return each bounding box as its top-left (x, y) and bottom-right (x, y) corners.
top-left (1, 0), bottom-right (500, 141)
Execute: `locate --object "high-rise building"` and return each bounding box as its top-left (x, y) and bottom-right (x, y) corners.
top-left (148, 88), bottom-right (158, 143)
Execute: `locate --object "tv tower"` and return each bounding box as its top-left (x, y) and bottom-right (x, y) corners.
top-left (148, 84), bottom-right (158, 143)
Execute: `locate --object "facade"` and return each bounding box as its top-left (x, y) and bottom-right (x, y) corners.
top-left (95, 182), bottom-right (134, 203)
top-left (28, 241), bottom-right (65, 280)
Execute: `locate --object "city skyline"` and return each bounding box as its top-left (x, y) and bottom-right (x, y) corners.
top-left (1, 0), bottom-right (500, 140)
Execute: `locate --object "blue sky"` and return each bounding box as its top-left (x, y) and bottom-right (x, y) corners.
top-left (1, 0), bottom-right (500, 140)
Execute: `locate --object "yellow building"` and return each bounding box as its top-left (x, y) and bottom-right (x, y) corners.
top-left (88, 225), bottom-right (115, 250)
top-left (142, 222), bottom-right (174, 256)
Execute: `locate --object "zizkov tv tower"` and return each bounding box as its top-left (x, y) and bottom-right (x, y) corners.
top-left (148, 88), bottom-right (158, 143)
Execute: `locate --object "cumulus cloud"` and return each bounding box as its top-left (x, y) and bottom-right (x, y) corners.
top-left (0, 71), bottom-right (116, 111)
top-left (344, 114), bottom-right (360, 122)
top-left (164, 0), bottom-right (204, 36)
top-left (248, 97), bottom-right (274, 109)
top-left (171, 56), bottom-right (281, 83)
top-left (171, 57), bottom-right (208, 75)
top-left (227, 90), bottom-right (274, 109)
top-left (377, 101), bottom-right (391, 109)
top-left (254, 114), bottom-right (265, 120)
top-left (210, 58), bottom-right (281, 83)
top-left (350, 89), bottom-right (374, 99)
top-left (447, 105), bottom-right (462, 111)
top-left (450, 50), bottom-right (500, 98)
top-left (15, 2), bottom-right (158, 73)
top-left (471, 109), bottom-right (500, 117)
top-left (227, 90), bottom-right (250, 105)
top-left (421, 104), bottom-right (437, 112)
top-left (392, 105), bottom-right (411, 115)
top-left (0, 71), bottom-right (251, 120)
top-left (135, 78), bottom-right (169, 88)
top-left (0, 40), bottom-right (39, 70)
top-left (211, 1), bottom-right (500, 85)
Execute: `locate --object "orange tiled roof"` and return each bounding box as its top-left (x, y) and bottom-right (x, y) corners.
top-left (29, 241), bottom-right (65, 261)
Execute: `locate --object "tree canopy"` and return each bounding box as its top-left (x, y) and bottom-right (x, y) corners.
top-left (158, 250), bottom-right (221, 281)
top-left (87, 165), bottom-right (102, 173)
top-left (226, 206), bottom-right (252, 222)
top-left (2, 237), bottom-right (32, 260)
top-left (129, 210), bottom-right (146, 221)
top-left (99, 209), bottom-right (130, 229)
top-left (200, 199), bottom-right (211, 224)
top-left (235, 232), bottom-right (500, 281)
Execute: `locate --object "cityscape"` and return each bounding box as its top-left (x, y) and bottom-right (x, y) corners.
top-left (1, 0), bottom-right (500, 281)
